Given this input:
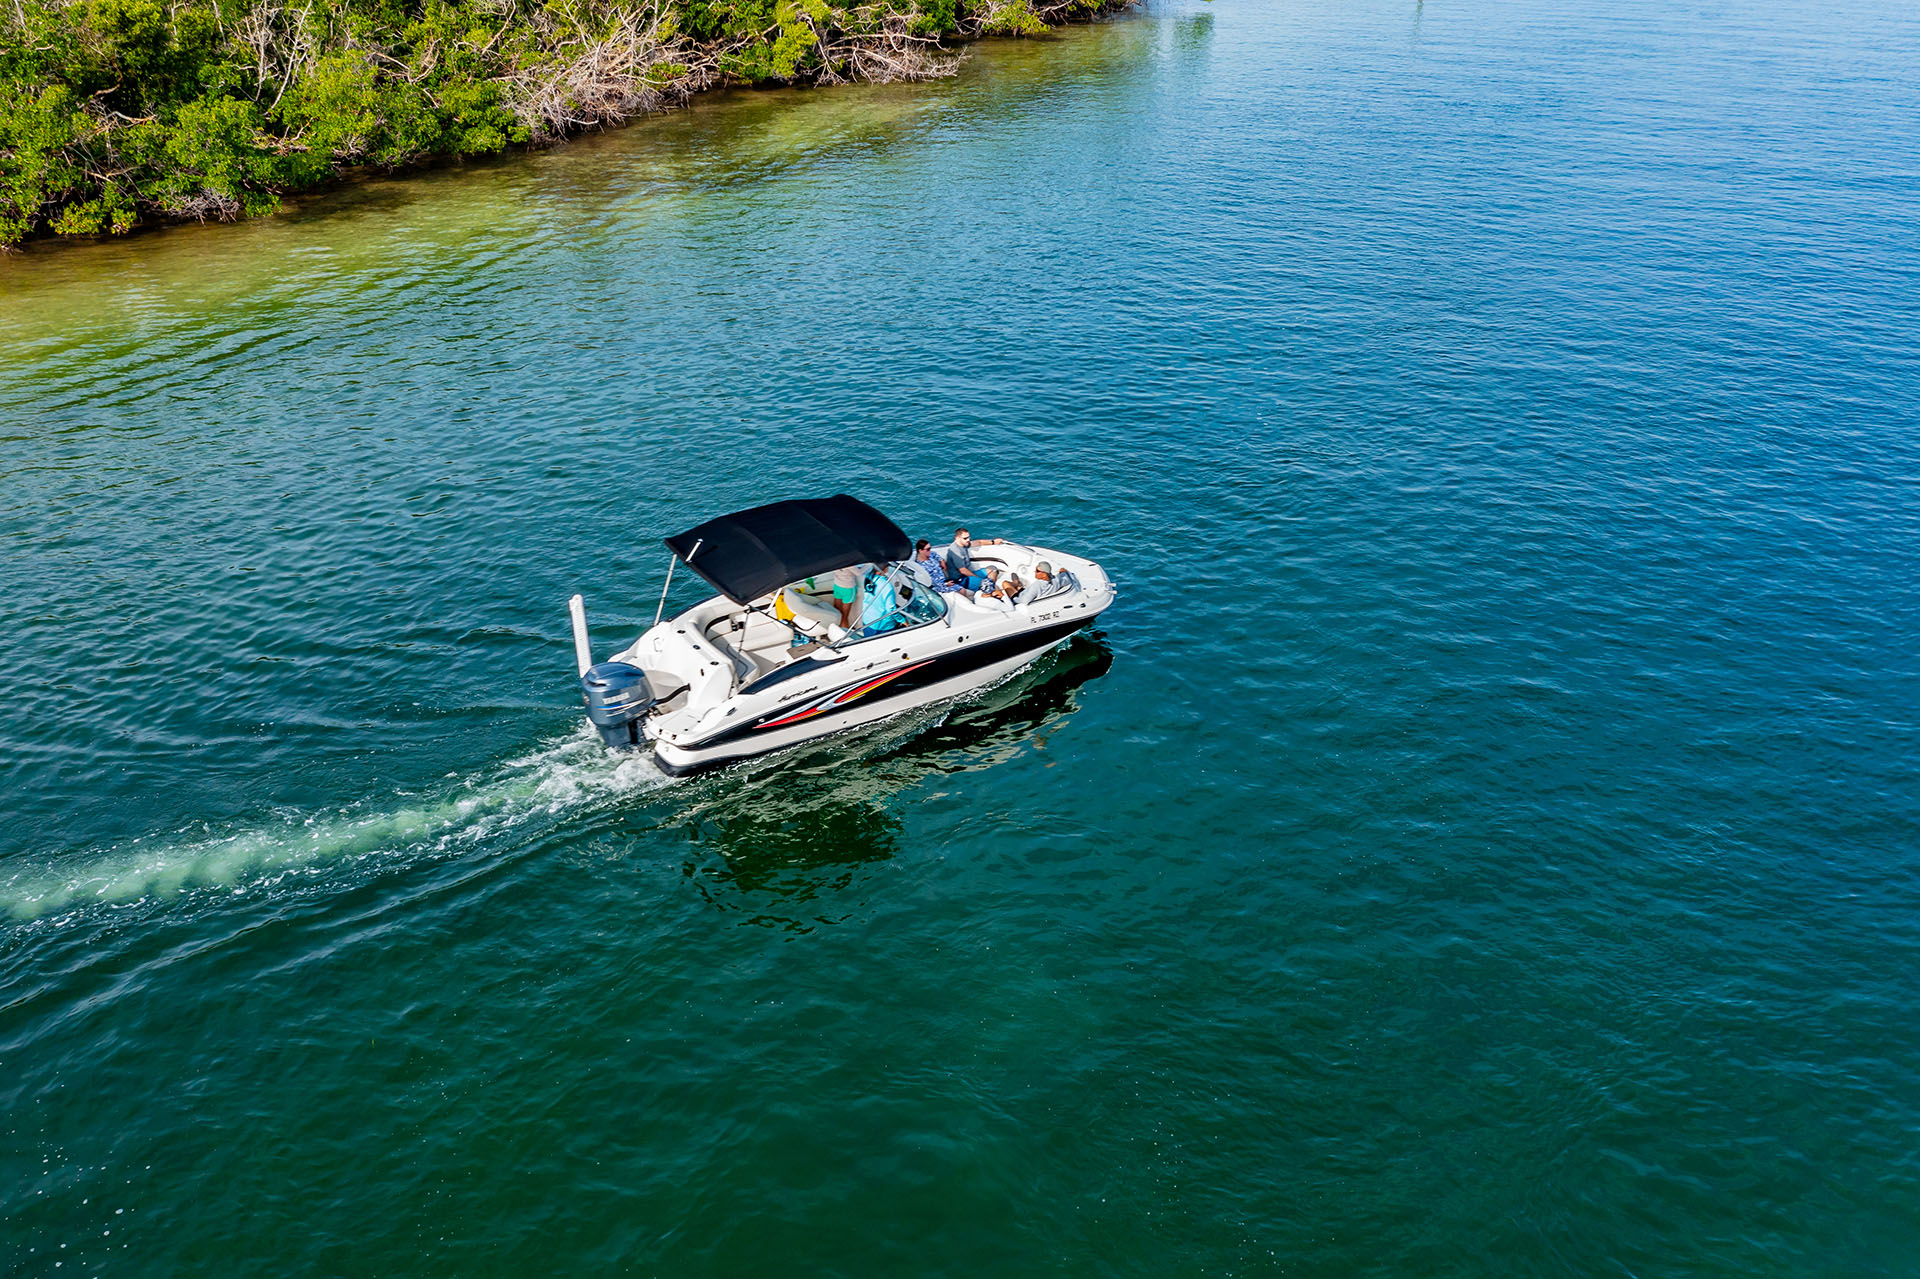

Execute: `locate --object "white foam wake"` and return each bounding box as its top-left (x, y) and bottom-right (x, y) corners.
top-left (2, 728), bottom-right (669, 922)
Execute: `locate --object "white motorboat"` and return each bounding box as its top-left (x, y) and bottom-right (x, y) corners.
top-left (568, 495), bottom-right (1117, 775)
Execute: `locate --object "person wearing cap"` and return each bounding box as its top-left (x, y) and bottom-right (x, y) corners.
top-left (1013, 561), bottom-right (1055, 605)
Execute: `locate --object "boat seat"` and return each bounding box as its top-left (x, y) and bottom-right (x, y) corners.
top-left (777, 586), bottom-right (841, 635)
top-left (705, 617), bottom-right (761, 685)
top-left (952, 591), bottom-right (1012, 615)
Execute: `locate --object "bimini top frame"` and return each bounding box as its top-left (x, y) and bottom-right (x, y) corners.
top-left (663, 494), bottom-right (912, 605)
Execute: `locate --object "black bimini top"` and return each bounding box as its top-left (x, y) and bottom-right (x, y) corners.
top-left (664, 495), bottom-right (912, 604)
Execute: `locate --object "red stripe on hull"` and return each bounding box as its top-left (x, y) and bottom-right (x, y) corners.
top-left (759, 660), bottom-right (933, 729)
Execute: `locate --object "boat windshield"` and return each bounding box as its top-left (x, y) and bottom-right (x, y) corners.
top-left (842, 562), bottom-right (945, 642)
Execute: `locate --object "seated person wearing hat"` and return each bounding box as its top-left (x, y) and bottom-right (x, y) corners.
top-left (1014, 561), bottom-right (1077, 605)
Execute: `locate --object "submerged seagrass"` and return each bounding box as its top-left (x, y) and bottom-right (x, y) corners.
top-left (0, 0), bottom-right (1121, 245)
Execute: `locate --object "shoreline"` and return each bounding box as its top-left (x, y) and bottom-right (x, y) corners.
top-left (0, 1), bottom-right (1133, 252)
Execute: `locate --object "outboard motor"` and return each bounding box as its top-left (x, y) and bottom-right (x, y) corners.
top-left (581, 662), bottom-right (656, 749)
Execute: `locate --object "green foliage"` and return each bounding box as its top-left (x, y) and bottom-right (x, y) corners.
top-left (912, 0), bottom-right (961, 37)
top-left (775, 0), bottom-right (833, 78)
top-left (83, 0), bottom-right (172, 83)
top-left (1, 85), bottom-right (93, 243)
top-left (0, 0), bottom-right (1123, 246)
top-left (280, 52), bottom-right (408, 166)
top-left (157, 95), bottom-right (297, 218)
top-left (977, 0), bottom-right (1049, 37)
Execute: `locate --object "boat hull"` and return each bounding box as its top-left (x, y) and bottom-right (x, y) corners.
top-left (650, 616), bottom-right (1091, 776)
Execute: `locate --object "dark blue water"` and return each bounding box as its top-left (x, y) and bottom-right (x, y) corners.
top-left (3, 0), bottom-right (1919, 1271)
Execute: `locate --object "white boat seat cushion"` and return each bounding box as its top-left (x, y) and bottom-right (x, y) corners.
top-left (779, 587), bottom-right (841, 633)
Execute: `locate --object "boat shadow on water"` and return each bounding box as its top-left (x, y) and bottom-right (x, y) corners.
top-left (669, 632), bottom-right (1114, 925)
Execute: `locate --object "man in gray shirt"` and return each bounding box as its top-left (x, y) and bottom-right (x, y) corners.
top-left (1014, 561), bottom-right (1078, 606)
top-left (943, 527), bottom-right (1006, 593)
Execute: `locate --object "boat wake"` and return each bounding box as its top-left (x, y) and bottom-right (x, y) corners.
top-left (1, 728), bottom-right (670, 923)
top-left (3, 634), bottom-right (1115, 927)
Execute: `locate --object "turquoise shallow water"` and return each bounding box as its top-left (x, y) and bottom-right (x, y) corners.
top-left (4, 0), bottom-right (1920, 1271)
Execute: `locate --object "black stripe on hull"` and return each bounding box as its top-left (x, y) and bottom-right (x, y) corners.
top-left (657, 616), bottom-right (1092, 768)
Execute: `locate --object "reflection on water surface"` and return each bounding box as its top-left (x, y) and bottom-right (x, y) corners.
top-left (680, 636), bottom-right (1113, 926)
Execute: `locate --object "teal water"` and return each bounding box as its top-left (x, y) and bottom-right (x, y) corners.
top-left (5, 0), bottom-right (1920, 1270)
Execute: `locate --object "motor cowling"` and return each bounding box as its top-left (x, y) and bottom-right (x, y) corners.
top-left (581, 662), bottom-right (656, 749)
